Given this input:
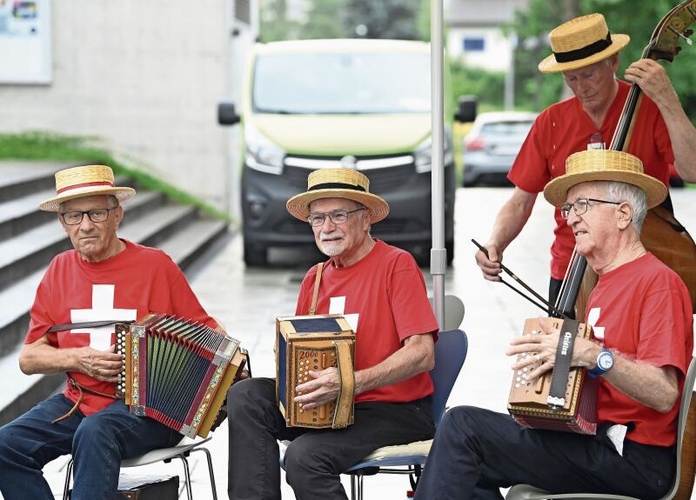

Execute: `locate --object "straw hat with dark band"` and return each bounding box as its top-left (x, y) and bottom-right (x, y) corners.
top-left (543, 149), bottom-right (667, 209)
top-left (538, 13), bottom-right (630, 73)
top-left (39, 165), bottom-right (136, 212)
top-left (286, 168), bottom-right (389, 223)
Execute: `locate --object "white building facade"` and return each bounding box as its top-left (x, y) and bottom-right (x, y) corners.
top-left (446, 0), bottom-right (529, 72)
top-left (0, 0), bottom-right (258, 215)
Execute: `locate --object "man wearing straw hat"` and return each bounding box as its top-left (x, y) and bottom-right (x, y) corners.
top-left (0, 164), bottom-right (221, 499)
top-left (476, 12), bottom-right (696, 312)
top-left (226, 168), bottom-right (439, 500)
top-left (415, 149), bottom-right (692, 499)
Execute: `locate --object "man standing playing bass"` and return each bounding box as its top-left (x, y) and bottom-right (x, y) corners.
top-left (475, 12), bottom-right (696, 311)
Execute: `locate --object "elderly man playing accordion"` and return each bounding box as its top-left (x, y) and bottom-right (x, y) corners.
top-left (0, 165), bottom-right (220, 500)
top-left (415, 149), bottom-right (693, 499)
top-left (226, 168), bottom-right (439, 500)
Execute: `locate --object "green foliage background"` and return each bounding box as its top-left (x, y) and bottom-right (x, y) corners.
top-left (511, 0), bottom-right (696, 114)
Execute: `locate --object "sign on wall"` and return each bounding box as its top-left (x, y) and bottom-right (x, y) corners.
top-left (0, 0), bottom-right (51, 84)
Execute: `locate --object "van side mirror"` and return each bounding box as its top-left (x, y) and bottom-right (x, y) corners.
top-left (454, 95), bottom-right (477, 123)
top-left (218, 101), bottom-right (241, 126)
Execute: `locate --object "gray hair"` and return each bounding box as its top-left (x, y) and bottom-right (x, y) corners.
top-left (602, 181), bottom-right (648, 233)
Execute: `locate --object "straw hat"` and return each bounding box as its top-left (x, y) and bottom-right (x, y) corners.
top-left (538, 13), bottom-right (630, 73)
top-left (544, 150), bottom-right (667, 209)
top-left (286, 168), bottom-right (389, 223)
top-left (39, 165), bottom-right (136, 212)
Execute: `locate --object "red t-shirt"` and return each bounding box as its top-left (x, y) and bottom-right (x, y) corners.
top-left (26, 240), bottom-right (217, 415)
top-left (295, 240), bottom-right (439, 404)
top-left (509, 81), bottom-right (674, 279)
top-left (586, 253), bottom-right (693, 446)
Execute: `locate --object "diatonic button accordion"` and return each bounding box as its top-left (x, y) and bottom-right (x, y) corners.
top-left (116, 313), bottom-right (248, 438)
top-left (276, 314), bottom-right (355, 429)
top-left (508, 317), bottom-right (598, 435)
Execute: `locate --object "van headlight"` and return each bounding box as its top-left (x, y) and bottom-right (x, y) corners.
top-left (245, 123), bottom-right (285, 175)
top-left (413, 133), bottom-right (453, 173)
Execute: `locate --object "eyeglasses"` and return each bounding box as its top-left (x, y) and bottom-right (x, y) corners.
top-left (560, 198), bottom-right (620, 220)
top-left (60, 207), bottom-right (117, 225)
top-left (307, 207), bottom-right (366, 227)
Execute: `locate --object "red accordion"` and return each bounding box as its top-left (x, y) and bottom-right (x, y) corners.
top-left (116, 313), bottom-right (248, 438)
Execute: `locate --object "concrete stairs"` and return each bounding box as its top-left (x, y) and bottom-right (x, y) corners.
top-left (0, 161), bottom-right (229, 425)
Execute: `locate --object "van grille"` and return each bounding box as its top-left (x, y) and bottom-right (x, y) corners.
top-left (283, 159), bottom-right (417, 193)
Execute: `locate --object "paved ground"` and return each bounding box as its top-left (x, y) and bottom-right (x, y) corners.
top-left (17, 186), bottom-right (696, 498)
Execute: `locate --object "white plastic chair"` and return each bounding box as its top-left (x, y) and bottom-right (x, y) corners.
top-left (505, 356), bottom-right (696, 500)
top-left (62, 436), bottom-right (217, 500)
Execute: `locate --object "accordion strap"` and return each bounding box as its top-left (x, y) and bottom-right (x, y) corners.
top-left (309, 262), bottom-right (324, 315)
top-left (331, 340), bottom-right (355, 429)
top-left (47, 320), bottom-right (127, 333)
top-left (547, 319), bottom-right (579, 408)
top-left (52, 376), bottom-right (119, 424)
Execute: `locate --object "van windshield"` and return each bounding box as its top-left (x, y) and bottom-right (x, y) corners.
top-left (253, 51), bottom-right (430, 114)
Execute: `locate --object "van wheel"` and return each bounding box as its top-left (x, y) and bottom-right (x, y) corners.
top-left (244, 243), bottom-right (268, 266)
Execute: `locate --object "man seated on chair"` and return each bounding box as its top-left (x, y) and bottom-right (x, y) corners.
top-left (414, 150), bottom-right (693, 499)
top-left (0, 165), bottom-right (221, 500)
top-left (226, 168), bottom-right (439, 500)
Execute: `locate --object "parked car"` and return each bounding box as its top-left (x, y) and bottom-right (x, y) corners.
top-left (462, 111), bottom-right (537, 187)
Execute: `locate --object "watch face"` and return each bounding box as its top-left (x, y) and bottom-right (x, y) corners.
top-left (598, 351), bottom-right (613, 370)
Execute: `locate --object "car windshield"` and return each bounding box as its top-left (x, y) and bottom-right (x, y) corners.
top-left (480, 120), bottom-right (534, 135)
top-left (253, 51), bottom-right (431, 114)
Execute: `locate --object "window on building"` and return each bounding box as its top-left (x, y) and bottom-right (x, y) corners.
top-left (463, 37), bottom-right (485, 52)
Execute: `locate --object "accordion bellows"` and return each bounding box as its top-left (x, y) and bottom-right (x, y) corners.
top-left (276, 314), bottom-right (356, 429)
top-left (508, 317), bottom-right (598, 435)
top-left (117, 313), bottom-right (248, 438)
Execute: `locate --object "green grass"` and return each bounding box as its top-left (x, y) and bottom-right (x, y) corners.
top-left (0, 131), bottom-right (231, 221)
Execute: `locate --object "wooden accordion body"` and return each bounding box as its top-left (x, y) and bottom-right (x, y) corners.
top-left (276, 314), bottom-right (355, 429)
top-left (116, 313), bottom-right (248, 438)
top-left (508, 318), bottom-right (598, 435)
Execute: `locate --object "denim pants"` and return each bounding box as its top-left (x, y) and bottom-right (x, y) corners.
top-left (413, 406), bottom-right (675, 500)
top-left (0, 393), bottom-right (182, 500)
top-left (227, 377), bottom-right (435, 500)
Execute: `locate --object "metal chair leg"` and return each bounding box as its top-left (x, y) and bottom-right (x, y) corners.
top-left (62, 459), bottom-right (74, 500)
top-left (190, 446), bottom-right (218, 500)
top-left (175, 455), bottom-right (194, 500)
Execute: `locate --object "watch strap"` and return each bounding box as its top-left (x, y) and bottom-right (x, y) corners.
top-left (587, 347), bottom-right (612, 378)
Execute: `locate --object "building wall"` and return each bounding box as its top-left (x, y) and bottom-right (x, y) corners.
top-left (446, 0), bottom-right (528, 72)
top-left (0, 0), bottom-right (255, 214)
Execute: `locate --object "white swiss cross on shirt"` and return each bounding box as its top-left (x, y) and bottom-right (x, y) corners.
top-left (69, 284), bottom-right (138, 350)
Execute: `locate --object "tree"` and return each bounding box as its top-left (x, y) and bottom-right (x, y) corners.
top-left (343, 0), bottom-right (424, 40)
top-left (509, 0), bottom-right (696, 116)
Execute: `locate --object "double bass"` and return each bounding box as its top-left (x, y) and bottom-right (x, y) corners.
top-left (558, 0), bottom-right (696, 319)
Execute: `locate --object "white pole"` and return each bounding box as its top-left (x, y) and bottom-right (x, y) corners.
top-left (430, 0), bottom-right (445, 329)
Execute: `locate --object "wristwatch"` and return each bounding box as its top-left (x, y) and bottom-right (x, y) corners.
top-left (587, 347), bottom-right (614, 378)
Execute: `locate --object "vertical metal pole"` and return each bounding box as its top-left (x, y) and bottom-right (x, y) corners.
top-left (430, 0), bottom-right (445, 329)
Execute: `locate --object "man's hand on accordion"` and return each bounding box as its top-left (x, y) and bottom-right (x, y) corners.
top-left (506, 317), bottom-right (595, 383)
top-left (293, 366), bottom-right (340, 410)
top-left (76, 344), bottom-right (125, 383)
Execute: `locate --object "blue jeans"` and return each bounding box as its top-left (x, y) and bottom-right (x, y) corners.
top-left (0, 393), bottom-right (182, 500)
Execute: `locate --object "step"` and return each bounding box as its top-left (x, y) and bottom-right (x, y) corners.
top-left (0, 162), bottom-right (61, 203)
